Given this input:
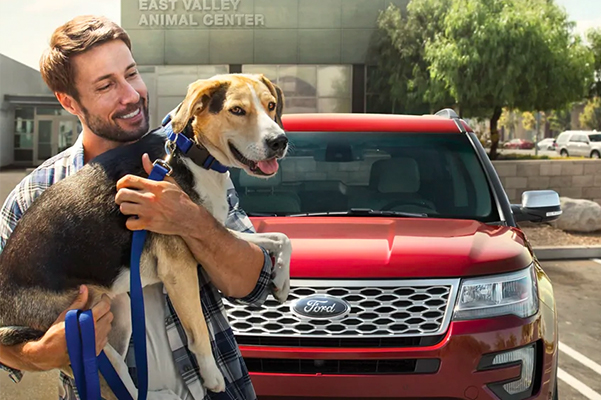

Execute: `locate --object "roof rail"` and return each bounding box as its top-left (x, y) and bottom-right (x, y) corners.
top-left (434, 108), bottom-right (459, 119)
top-left (434, 108), bottom-right (466, 133)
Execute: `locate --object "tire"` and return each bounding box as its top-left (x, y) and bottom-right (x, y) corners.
top-left (560, 149), bottom-right (569, 157)
top-left (591, 150), bottom-right (600, 159)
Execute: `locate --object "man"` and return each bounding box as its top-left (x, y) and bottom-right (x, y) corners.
top-left (0, 15), bottom-right (275, 400)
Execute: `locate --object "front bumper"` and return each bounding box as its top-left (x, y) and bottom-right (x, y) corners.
top-left (240, 310), bottom-right (557, 399)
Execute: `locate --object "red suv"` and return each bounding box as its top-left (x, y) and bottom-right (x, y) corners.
top-left (225, 110), bottom-right (560, 400)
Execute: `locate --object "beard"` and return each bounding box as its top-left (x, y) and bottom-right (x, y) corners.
top-left (81, 97), bottom-right (150, 143)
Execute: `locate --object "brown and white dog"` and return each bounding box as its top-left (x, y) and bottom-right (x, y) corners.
top-left (0, 73), bottom-right (292, 399)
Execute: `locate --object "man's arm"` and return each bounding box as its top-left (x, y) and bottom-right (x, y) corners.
top-left (0, 175), bottom-right (113, 379)
top-left (116, 154), bottom-right (267, 298)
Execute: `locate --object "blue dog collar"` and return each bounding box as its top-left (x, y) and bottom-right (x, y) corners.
top-left (162, 113), bottom-right (229, 174)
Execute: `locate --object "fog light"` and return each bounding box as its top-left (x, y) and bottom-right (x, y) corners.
top-left (492, 345), bottom-right (535, 395)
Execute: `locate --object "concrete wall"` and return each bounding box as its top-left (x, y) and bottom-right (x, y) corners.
top-left (492, 159), bottom-right (601, 205)
top-left (0, 55), bottom-right (48, 167)
top-left (121, 0), bottom-right (409, 65)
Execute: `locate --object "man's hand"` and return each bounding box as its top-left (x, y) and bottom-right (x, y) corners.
top-left (115, 153), bottom-right (198, 235)
top-left (1, 285), bottom-right (113, 372)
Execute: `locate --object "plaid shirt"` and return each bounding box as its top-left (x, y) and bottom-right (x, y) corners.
top-left (0, 130), bottom-right (275, 400)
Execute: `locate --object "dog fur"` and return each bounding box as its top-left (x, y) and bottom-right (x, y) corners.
top-left (0, 73), bottom-right (292, 399)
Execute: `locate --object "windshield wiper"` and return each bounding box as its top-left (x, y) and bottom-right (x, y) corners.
top-left (288, 208), bottom-right (428, 218)
top-left (246, 212), bottom-right (279, 217)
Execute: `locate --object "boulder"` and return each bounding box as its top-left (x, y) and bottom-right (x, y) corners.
top-left (550, 197), bottom-right (601, 233)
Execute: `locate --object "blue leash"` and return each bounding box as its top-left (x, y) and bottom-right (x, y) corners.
top-left (65, 147), bottom-right (171, 400)
top-left (64, 118), bottom-right (227, 399)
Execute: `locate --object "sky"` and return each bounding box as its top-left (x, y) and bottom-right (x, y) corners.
top-left (0, 0), bottom-right (600, 71)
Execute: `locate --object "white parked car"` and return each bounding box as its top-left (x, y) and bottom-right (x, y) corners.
top-left (536, 138), bottom-right (557, 151)
top-left (555, 130), bottom-right (601, 158)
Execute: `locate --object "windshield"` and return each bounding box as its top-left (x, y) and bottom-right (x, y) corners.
top-left (231, 132), bottom-right (500, 222)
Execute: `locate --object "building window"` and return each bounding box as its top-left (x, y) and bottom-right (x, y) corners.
top-left (242, 65), bottom-right (352, 114)
top-left (147, 65), bottom-right (229, 124)
top-left (14, 106), bottom-right (35, 162)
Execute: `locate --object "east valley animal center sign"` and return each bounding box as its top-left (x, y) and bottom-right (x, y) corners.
top-left (138, 0), bottom-right (265, 26)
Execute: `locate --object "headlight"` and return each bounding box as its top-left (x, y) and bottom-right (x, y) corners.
top-left (453, 265), bottom-right (538, 320)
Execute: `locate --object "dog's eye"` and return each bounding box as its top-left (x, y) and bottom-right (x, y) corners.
top-left (268, 102), bottom-right (276, 111)
top-left (229, 106), bottom-right (246, 116)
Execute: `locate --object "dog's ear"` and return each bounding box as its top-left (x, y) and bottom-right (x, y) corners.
top-left (259, 75), bottom-right (285, 129)
top-left (171, 79), bottom-right (230, 133)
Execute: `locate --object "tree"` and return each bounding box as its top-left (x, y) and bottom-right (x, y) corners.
top-left (580, 97), bottom-right (601, 130)
top-left (424, 0), bottom-right (593, 159)
top-left (521, 112), bottom-right (536, 131)
top-left (587, 28), bottom-right (601, 98)
top-left (498, 108), bottom-right (519, 140)
top-left (368, 1), bottom-right (454, 114)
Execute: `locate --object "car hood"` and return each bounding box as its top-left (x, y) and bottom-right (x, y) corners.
top-left (251, 217), bottom-right (533, 278)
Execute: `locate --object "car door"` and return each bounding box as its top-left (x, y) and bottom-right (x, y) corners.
top-left (581, 134), bottom-right (592, 156)
top-left (567, 134), bottom-right (581, 156)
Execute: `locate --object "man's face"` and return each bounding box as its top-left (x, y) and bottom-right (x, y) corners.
top-left (70, 40), bottom-right (149, 143)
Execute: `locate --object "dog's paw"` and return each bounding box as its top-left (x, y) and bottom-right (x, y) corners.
top-left (272, 275), bottom-right (290, 303)
top-left (271, 237), bottom-right (291, 303)
top-left (199, 356), bottom-right (226, 393)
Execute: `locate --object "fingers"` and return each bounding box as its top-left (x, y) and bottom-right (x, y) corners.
top-left (69, 285), bottom-right (89, 310)
top-left (55, 285), bottom-right (89, 322)
top-left (142, 153), bottom-right (153, 175)
top-left (116, 174), bottom-right (152, 191)
top-left (115, 188), bottom-right (155, 206)
top-left (125, 216), bottom-right (146, 231)
top-left (118, 201), bottom-right (143, 217)
top-left (91, 294), bottom-right (112, 322)
top-left (95, 312), bottom-right (113, 355)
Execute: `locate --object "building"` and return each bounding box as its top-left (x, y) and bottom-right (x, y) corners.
top-left (0, 54), bottom-right (80, 168)
top-left (2, 0), bottom-right (407, 167)
top-left (122, 0), bottom-right (408, 127)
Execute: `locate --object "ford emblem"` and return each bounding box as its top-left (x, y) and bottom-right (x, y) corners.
top-left (291, 294), bottom-right (351, 319)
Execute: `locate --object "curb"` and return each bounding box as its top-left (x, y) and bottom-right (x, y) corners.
top-left (533, 246), bottom-right (601, 261)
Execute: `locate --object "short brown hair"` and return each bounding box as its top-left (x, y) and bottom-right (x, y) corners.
top-left (39, 15), bottom-right (132, 98)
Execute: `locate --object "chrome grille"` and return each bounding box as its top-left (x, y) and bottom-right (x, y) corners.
top-left (224, 279), bottom-right (460, 338)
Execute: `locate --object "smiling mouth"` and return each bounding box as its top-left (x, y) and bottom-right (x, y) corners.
top-left (116, 107), bottom-right (141, 120)
top-left (229, 143), bottom-right (279, 176)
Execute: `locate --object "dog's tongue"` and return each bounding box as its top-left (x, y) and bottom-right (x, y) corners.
top-left (257, 159), bottom-right (279, 175)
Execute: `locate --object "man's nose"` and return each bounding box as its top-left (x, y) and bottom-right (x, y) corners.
top-left (120, 82), bottom-right (140, 104)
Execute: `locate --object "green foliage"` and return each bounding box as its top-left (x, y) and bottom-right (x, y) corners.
top-left (368, 1), bottom-right (454, 114)
top-left (425, 0), bottom-right (592, 116)
top-left (547, 108), bottom-right (572, 134)
top-left (586, 28), bottom-right (601, 97)
top-left (580, 97), bottom-right (601, 130)
top-left (422, 0), bottom-right (593, 158)
top-left (521, 112), bottom-right (536, 131)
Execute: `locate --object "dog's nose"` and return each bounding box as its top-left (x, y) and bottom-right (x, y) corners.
top-left (267, 135), bottom-right (288, 152)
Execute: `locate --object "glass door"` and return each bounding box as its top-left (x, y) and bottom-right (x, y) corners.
top-left (35, 117), bottom-right (55, 164)
top-left (58, 119), bottom-right (79, 152)
top-left (34, 115), bottom-right (81, 164)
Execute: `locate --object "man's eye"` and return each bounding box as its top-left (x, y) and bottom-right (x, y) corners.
top-left (127, 71), bottom-right (138, 78)
top-left (98, 83), bottom-right (111, 91)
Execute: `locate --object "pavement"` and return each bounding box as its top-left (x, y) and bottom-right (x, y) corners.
top-left (1, 169), bottom-right (601, 399)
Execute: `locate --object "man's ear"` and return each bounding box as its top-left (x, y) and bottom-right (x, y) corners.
top-left (171, 79), bottom-right (230, 133)
top-left (259, 75), bottom-right (285, 129)
top-left (55, 92), bottom-right (80, 116)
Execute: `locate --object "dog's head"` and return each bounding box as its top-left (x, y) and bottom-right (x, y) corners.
top-left (170, 73), bottom-right (287, 178)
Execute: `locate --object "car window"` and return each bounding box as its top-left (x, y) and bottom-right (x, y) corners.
top-left (589, 134), bottom-right (601, 142)
top-left (556, 133), bottom-right (569, 144)
top-left (231, 132), bottom-right (499, 222)
top-left (571, 134), bottom-right (586, 142)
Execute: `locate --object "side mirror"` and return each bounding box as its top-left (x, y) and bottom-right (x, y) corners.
top-left (511, 190), bottom-right (562, 223)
